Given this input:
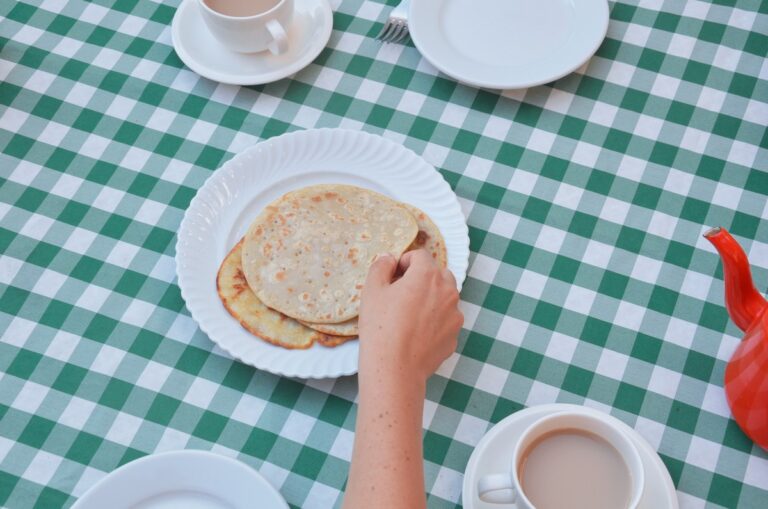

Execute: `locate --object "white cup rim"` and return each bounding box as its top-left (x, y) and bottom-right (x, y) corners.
top-left (198, 0), bottom-right (287, 21)
top-left (510, 410), bottom-right (645, 508)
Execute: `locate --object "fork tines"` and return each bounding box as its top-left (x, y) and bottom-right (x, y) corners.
top-left (377, 19), bottom-right (409, 43)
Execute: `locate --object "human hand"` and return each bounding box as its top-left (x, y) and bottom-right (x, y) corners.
top-left (358, 250), bottom-right (464, 385)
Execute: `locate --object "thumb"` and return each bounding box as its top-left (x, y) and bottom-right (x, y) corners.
top-left (365, 253), bottom-right (398, 288)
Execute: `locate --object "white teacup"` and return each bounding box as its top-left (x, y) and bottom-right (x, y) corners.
top-left (477, 410), bottom-right (645, 508)
top-left (198, 0), bottom-right (294, 55)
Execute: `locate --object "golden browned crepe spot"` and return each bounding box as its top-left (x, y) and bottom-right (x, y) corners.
top-left (217, 240), bottom-right (321, 349)
top-left (317, 334), bottom-right (356, 347)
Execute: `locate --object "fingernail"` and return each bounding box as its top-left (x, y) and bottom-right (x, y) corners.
top-left (374, 252), bottom-right (393, 262)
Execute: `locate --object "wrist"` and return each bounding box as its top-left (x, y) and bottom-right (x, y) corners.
top-left (358, 361), bottom-right (427, 403)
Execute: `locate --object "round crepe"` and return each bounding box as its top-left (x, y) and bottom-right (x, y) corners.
top-left (217, 239), bottom-right (326, 349)
top-left (299, 203), bottom-right (448, 337)
top-left (242, 184), bottom-right (418, 323)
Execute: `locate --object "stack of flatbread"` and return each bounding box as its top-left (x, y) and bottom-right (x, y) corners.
top-left (217, 184), bottom-right (447, 349)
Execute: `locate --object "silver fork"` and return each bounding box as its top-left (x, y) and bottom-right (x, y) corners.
top-left (376, 0), bottom-right (411, 43)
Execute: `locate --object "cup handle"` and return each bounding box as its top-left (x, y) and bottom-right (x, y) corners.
top-left (266, 20), bottom-right (288, 55)
top-left (478, 473), bottom-right (517, 505)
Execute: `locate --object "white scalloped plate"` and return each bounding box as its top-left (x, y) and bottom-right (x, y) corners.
top-left (176, 129), bottom-right (469, 378)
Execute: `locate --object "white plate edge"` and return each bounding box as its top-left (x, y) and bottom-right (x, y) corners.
top-left (72, 450), bottom-right (288, 509)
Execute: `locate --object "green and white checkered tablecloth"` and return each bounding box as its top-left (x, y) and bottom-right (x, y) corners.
top-left (1, 0), bottom-right (766, 507)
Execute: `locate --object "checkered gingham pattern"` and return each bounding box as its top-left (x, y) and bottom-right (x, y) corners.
top-left (0, 0), bottom-right (766, 507)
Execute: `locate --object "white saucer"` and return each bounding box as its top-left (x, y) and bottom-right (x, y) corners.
top-left (171, 0), bottom-right (333, 86)
top-left (463, 404), bottom-right (679, 509)
top-left (409, 0), bottom-right (609, 89)
top-left (72, 450), bottom-right (288, 509)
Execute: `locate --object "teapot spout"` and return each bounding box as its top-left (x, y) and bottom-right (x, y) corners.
top-left (704, 227), bottom-right (767, 332)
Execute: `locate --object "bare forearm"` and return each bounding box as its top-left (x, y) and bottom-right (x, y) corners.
top-left (343, 372), bottom-right (427, 509)
top-left (344, 251), bottom-right (462, 508)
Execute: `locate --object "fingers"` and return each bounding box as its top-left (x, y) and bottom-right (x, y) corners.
top-left (398, 249), bottom-right (435, 274)
top-left (442, 267), bottom-right (457, 289)
top-left (365, 253), bottom-right (398, 288)
top-left (454, 308), bottom-right (465, 329)
top-left (397, 250), bottom-right (416, 272)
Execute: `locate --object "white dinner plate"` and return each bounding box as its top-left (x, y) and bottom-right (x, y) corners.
top-left (171, 0), bottom-right (332, 86)
top-left (463, 404), bottom-right (679, 509)
top-left (176, 128), bottom-right (470, 378)
top-left (72, 450), bottom-right (288, 509)
top-left (409, 0), bottom-right (609, 89)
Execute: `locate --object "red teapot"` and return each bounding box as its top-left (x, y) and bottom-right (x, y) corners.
top-left (705, 227), bottom-right (767, 450)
